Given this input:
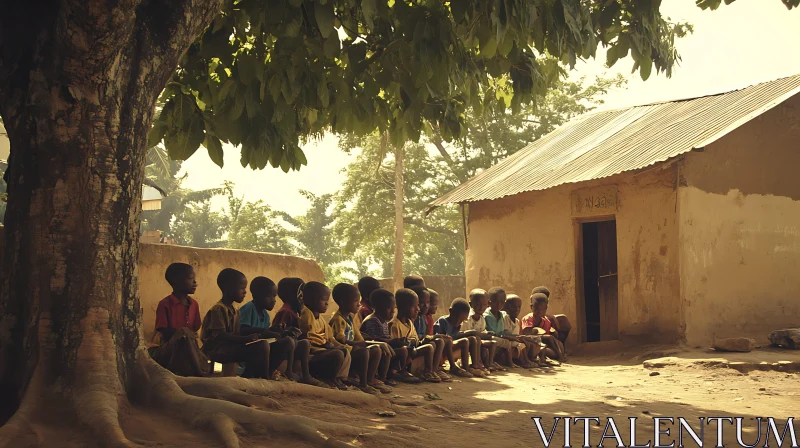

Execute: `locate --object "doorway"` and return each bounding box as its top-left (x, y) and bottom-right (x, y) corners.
top-left (580, 220), bottom-right (619, 342)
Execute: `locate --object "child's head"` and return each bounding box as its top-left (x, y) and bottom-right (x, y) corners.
top-left (165, 262), bottom-right (196, 295)
top-left (503, 294), bottom-right (523, 320)
top-left (403, 274), bottom-right (425, 289)
top-left (531, 286), bottom-right (551, 298)
top-left (278, 277), bottom-right (306, 312)
top-left (302, 281), bottom-right (331, 314)
top-left (369, 288), bottom-right (396, 322)
top-left (468, 288), bottom-right (488, 315)
top-left (487, 287), bottom-right (506, 312)
top-left (531, 292), bottom-right (549, 317)
top-left (250, 276), bottom-right (277, 311)
top-left (395, 288), bottom-right (420, 320)
top-left (410, 286), bottom-right (430, 317)
top-left (217, 268), bottom-right (247, 303)
top-left (448, 298), bottom-right (471, 326)
top-left (357, 276), bottom-right (381, 305)
top-left (332, 283), bottom-right (360, 315)
top-left (427, 288), bottom-right (439, 315)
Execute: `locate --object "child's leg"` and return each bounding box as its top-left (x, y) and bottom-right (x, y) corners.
top-left (480, 340), bottom-right (496, 368)
top-left (391, 346), bottom-right (408, 372)
top-left (308, 349), bottom-right (345, 382)
top-left (243, 340), bottom-right (271, 379)
top-left (447, 338), bottom-right (472, 377)
top-left (269, 337), bottom-right (297, 380)
top-left (541, 335), bottom-right (563, 361)
top-left (378, 349), bottom-right (391, 381)
top-left (468, 336), bottom-right (482, 369)
top-left (350, 347), bottom-right (369, 386)
top-left (414, 344), bottom-right (435, 373)
top-left (366, 345), bottom-right (382, 385)
top-left (432, 338), bottom-right (445, 371)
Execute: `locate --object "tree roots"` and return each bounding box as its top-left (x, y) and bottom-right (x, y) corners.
top-left (0, 309), bottom-right (392, 448)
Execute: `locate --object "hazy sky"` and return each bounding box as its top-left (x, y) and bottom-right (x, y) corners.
top-left (179, 0), bottom-right (800, 217)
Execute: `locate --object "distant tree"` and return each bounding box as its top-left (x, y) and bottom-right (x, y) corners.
top-left (335, 75), bottom-right (626, 276)
top-left (141, 146), bottom-right (225, 237)
top-left (170, 201), bottom-right (228, 248)
top-left (225, 184), bottom-right (294, 254)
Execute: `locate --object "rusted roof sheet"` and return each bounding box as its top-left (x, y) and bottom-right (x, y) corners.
top-left (430, 74), bottom-right (800, 208)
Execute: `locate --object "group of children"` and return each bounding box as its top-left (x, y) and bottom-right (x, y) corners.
top-left (148, 263), bottom-right (570, 394)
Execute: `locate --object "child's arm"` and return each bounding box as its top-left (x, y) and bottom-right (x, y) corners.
top-left (213, 329), bottom-right (258, 344)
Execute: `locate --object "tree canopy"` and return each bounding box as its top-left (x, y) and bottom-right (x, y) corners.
top-left (149, 0), bottom-right (691, 173)
top-left (334, 74), bottom-right (626, 277)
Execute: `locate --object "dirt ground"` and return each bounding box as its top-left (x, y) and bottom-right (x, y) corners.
top-left (28, 343), bottom-right (800, 447)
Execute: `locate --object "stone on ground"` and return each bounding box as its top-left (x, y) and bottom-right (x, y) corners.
top-left (713, 337), bottom-right (756, 352)
top-left (768, 328), bottom-right (800, 350)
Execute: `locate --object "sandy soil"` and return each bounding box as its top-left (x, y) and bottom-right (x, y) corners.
top-left (26, 344), bottom-right (800, 447)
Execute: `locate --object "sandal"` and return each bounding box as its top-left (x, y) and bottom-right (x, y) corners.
top-left (383, 378), bottom-right (399, 386)
top-left (333, 378), bottom-right (351, 390)
top-left (370, 380), bottom-right (393, 394)
top-left (469, 368), bottom-right (487, 378)
top-left (421, 372), bottom-right (441, 383)
top-left (436, 370), bottom-right (453, 382)
top-left (450, 367), bottom-right (473, 378)
top-left (395, 371), bottom-right (422, 384)
top-left (492, 363), bottom-right (508, 372)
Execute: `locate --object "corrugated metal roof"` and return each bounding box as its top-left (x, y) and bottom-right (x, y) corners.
top-left (430, 73), bottom-right (800, 208)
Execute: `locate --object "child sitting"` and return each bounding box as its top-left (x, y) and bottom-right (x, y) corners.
top-left (433, 298), bottom-right (478, 377)
top-left (502, 293), bottom-right (542, 368)
top-left (460, 289), bottom-right (497, 374)
top-left (425, 288), bottom-right (439, 337)
top-left (522, 292), bottom-right (565, 362)
top-left (149, 263), bottom-right (209, 376)
top-left (360, 289), bottom-right (419, 384)
top-left (239, 276), bottom-right (323, 386)
top-left (483, 287), bottom-right (525, 369)
top-left (410, 286), bottom-right (451, 382)
top-left (271, 277), bottom-right (305, 331)
top-left (329, 283), bottom-right (392, 394)
top-left (531, 286), bottom-right (572, 347)
top-left (390, 289), bottom-right (440, 383)
top-left (356, 276), bottom-right (381, 324)
top-left (200, 269), bottom-right (271, 379)
top-left (298, 281), bottom-right (351, 390)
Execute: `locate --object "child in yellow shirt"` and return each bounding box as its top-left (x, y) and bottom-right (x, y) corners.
top-left (298, 281), bottom-right (351, 390)
top-left (329, 283), bottom-right (393, 394)
top-left (390, 289), bottom-right (440, 383)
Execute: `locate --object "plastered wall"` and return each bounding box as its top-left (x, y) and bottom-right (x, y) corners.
top-left (679, 95), bottom-right (800, 345)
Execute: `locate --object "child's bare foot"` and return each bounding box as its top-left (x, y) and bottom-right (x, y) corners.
top-left (421, 372), bottom-right (441, 383)
top-left (359, 384), bottom-right (380, 394)
top-left (449, 366), bottom-right (473, 378)
top-left (395, 370), bottom-right (422, 384)
top-left (370, 379), bottom-right (393, 394)
top-left (299, 375), bottom-right (328, 388)
top-left (382, 377), bottom-right (399, 386)
top-left (468, 367), bottom-right (487, 377)
top-left (285, 371), bottom-right (301, 382)
top-left (332, 378), bottom-right (351, 390)
top-left (435, 370), bottom-right (453, 382)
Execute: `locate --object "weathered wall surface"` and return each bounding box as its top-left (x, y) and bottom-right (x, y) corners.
top-left (140, 243), bottom-right (324, 339)
top-left (679, 95), bottom-right (800, 346)
top-left (465, 167), bottom-right (681, 346)
top-left (377, 275), bottom-right (466, 317)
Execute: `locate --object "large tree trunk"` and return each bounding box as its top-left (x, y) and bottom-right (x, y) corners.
top-left (0, 0), bottom-right (222, 434)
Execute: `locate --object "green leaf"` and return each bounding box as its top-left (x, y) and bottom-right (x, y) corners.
top-left (231, 87), bottom-right (246, 120)
top-left (482, 36), bottom-right (498, 59)
top-left (317, 80), bottom-right (330, 108)
top-left (640, 52), bottom-right (653, 81)
top-left (307, 109), bottom-right (318, 125)
top-left (450, 0), bottom-right (468, 21)
top-left (362, 0), bottom-right (377, 28)
top-left (294, 147), bottom-right (308, 166)
top-left (315, 2), bottom-right (335, 38)
top-left (218, 80), bottom-right (236, 99)
top-left (164, 117), bottom-right (205, 161)
top-left (205, 135), bottom-right (224, 167)
top-left (148, 121), bottom-right (167, 148)
top-left (237, 54), bottom-right (257, 85)
top-left (324, 34), bottom-right (341, 58)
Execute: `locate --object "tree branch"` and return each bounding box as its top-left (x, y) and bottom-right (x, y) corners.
top-left (403, 218), bottom-right (458, 236)
top-left (430, 123), bottom-right (468, 184)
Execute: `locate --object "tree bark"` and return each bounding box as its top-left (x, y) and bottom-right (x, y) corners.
top-left (0, 0), bottom-right (222, 431)
top-left (393, 143), bottom-right (404, 292)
